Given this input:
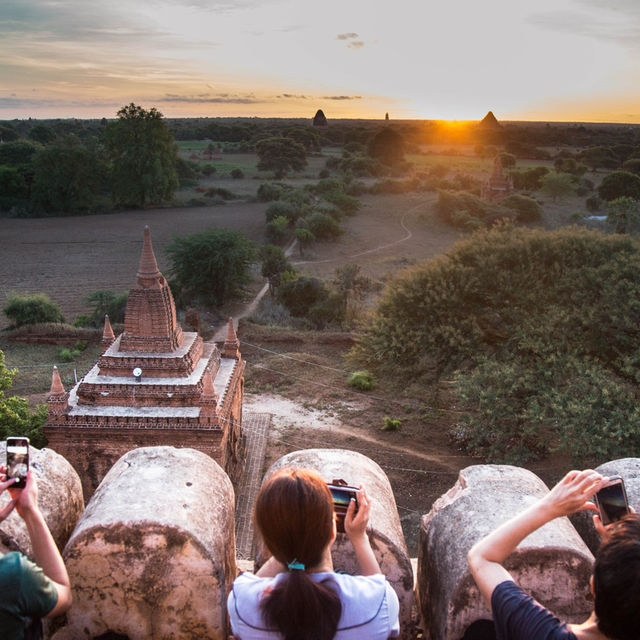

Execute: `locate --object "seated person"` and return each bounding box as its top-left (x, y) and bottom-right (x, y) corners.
top-left (228, 468), bottom-right (400, 640)
top-left (467, 469), bottom-right (639, 640)
top-left (0, 466), bottom-right (72, 639)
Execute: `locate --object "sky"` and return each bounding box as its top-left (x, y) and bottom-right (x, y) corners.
top-left (2, 0), bottom-right (640, 123)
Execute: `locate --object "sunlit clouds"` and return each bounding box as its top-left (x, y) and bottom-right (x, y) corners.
top-left (2, 0), bottom-right (640, 121)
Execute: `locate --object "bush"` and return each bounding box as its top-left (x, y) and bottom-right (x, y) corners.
top-left (348, 371), bottom-right (376, 391)
top-left (305, 211), bottom-right (342, 240)
top-left (598, 171), bottom-right (640, 202)
top-left (277, 276), bottom-right (330, 317)
top-left (205, 186), bottom-right (236, 200)
top-left (436, 190), bottom-right (513, 228)
top-left (4, 293), bottom-right (64, 327)
top-left (586, 195), bottom-right (602, 212)
top-left (265, 201), bottom-right (301, 224)
top-left (322, 190), bottom-right (360, 215)
top-left (501, 194), bottom-right (542, 223)
top-left (382, 417), bottom-right (402, 432)
top-left (85, 290), bottom-right (128, 326)
top-left (352, 225), bottom-right (640, 463)
top-left (230, 167), bottom-right (244, 179)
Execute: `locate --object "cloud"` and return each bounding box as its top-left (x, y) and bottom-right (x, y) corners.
top-left (337, 32), bottom-right (359, 40)
top-left (321, 95), bottom-right (362, 100)
top-left (277, 94), bottom-right (309, 99)
top-left (347, 41), bottom-right (364, 49)
top-left (161, 93), bottom-right (263, 104)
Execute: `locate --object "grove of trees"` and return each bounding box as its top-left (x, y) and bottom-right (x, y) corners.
top-left (352, 225), bottom-right (640, 464)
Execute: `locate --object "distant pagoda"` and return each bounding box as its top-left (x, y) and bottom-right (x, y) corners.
top-left (45, 226), bottom-right (245, 499)
top-left (481, 155), bottom-right (514, 202)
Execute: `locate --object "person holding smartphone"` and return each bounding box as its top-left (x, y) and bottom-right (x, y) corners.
top-left (0, 465), bottom-right (72, 639)
top-left (467, 469), bottom-right (640, 640)
top-left (228, 468), bottom-right (400, 640)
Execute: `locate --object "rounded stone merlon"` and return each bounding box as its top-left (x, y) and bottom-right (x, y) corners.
top-left (417, 464), bottom-right (594, 640)
top-left (0, 444), bottom-right (84, 557)
top-left (571, 457), bottom-right (640, 554)
top-left (255, 448), bottom-right (413, 636)
top-left (58, 446), bottom-right (236, 640)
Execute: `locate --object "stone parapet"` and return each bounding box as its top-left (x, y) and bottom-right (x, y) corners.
top-left (255, 449), bottom-right (414, 637)
top-left (0, 444), bottom-right (84, 556)
top-left (54, 447), bottom-right (236, 640)
top-left (417, 465), bottom-right (594, 640)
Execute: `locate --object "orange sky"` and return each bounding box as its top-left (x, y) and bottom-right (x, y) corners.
top-left (3, 0), bottom-right (640, 123)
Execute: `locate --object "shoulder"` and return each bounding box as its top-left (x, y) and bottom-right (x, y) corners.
top-left (330, 574), bottom-right (399, 636)
top-left (491, 581), bottom-right (577, 640)
top-left (228, 572), bottom-right (278, 633)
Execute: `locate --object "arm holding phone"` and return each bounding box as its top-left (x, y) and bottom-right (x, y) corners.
top-left (344, 485), bottom-right (381, 576)
top-left (1, 465), bottom-right (72, 618)
top-left (468, 469), bottom-right (608, 608)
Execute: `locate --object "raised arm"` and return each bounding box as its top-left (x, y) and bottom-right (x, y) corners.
top-left (467, 469), bottom-right (606, 608)
top-left (344, 486), bottom-right (381, 576)
top-left (9, 469), bottom-right (72, 617)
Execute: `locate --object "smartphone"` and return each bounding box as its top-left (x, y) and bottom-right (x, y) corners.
top-left (327, 482), bottom-right (360, 534)
top-left (6, 437), bottom-right (29, 490)
top-left (595, 475), bottom-right (630, 526)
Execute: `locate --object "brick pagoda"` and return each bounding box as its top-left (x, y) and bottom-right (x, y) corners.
top-left (481, 155), bottom-right (514, 202)
top-left (45, 226), bottom-right (245, 499)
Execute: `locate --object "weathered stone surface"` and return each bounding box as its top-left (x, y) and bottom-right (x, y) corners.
top-left (417, 465), bottom-right (594, 640)
top-left (56, 447), bottom-right (236, 640)
top-left (0, 444), bottom-right (83, 556)
top-left (571, 457), bottom-right (640, 553)
top-left (255, 449), bottom-right (414, 636)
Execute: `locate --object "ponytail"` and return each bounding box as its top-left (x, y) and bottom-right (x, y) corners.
top-left (255, 468), bottom-right (342, 640)
top-left (261, 570), bottom-right (341, 640)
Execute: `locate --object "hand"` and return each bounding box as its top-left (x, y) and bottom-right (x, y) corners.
top-left (541, 469), bottom-right (608, 519)
top-left (344, 485), bottom-right (371, 542)
top-left (593, 504), bottom-right (636, 542)
top-left (8, 469), bottom-right (39, 520)
top-left (0, 467), bottom-right (17, 523)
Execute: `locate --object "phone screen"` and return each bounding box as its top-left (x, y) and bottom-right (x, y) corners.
top-left (596, 479), bottom-right (629, 526)
top-left (6, 438), bottom-right (29, 489)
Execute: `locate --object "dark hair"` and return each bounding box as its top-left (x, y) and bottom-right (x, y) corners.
top-left (594, 513), bottom-right (640, 640)
top-left (256, 468), bottom-right (341, 640)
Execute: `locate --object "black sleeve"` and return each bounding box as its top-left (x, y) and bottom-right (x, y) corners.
top-left (491, 581), bottom-right (576, 640)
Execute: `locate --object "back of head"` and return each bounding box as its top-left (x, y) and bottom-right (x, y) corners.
top-left (255, 468), bottom-right (341, 640)
top-left (594, 513), bottom-right (640, 640)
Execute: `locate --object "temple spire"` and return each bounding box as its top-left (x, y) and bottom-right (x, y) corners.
top-left (199, 367), bottom-right (219, 425)
top-left (136, 225), bottom-right (162, 288)
top-left (222, 318), bottom-right (240, 359)
top-left (102, 314), bottom-right (115, 348)
top-left (49, 366), bottom-right (65, 395)
top-left (47, 366), bottom-right (68, 416)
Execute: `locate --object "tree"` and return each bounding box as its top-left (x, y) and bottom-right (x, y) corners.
top-left (4, 293), bottom-right (64, 327)
top-left (256, 137), bottom-right (307, 178)
top-left (540, 172), bottom-right (576, 201)
top-left (28, 124), bottom-right (56, 145)
top-left (0, 140), bottom-right (40, 167)
top-left (622, 159), bottom-right (640, 176)
top-left (294, 227), bottom-right (315, 255)
top-left (0, 351), bottom-right (48, 448)
top-left (167, 229), bottom-right (256, 307)
top-left (368, 128), bottom-right (405, 166)
top-left (606, 197), bottom-right (640, 234)
top-left (31, 138), bottom-right (108, 214)
top-left (598, 171), bottom-right (640, 202)
top-left (577, 146), bottom-right (619, 171)
top-left (261, 245), bottom-right (295, 295)
top-left (105, 103), bottom-right (179, 207)
top-left (509, 166), bottom-right (548, 191)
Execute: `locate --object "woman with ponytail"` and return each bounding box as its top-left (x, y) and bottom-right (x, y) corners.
top-left (228, 468), bottom-right (400, 640)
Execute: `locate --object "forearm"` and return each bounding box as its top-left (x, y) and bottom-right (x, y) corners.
top-left (469, 500), bottom-right (556, 566)
top-left (351, 534), bottom-right (380, 576)
top-left (22, 508), bottom-right (70, 587)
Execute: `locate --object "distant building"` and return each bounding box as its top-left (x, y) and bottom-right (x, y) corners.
top-left (481, 155), bottom-right (514, 202)
top-left (313, 109), bottom-right (328, 127)
top-left (45, 227), bottom-right (245, 499)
